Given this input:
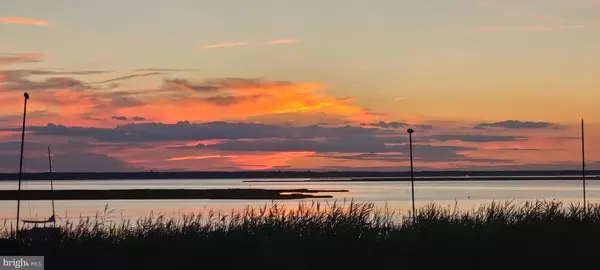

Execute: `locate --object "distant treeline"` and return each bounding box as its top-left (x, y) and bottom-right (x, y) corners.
top-left (0, 170), bottom-right (597, 181)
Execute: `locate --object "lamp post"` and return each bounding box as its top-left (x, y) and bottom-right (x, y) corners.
top-left (407, 128), bottom-right (415, 221)
top-left (582, 119), bottom-right (586, 214)
top-left (16, 92), bottom-right (29, 233)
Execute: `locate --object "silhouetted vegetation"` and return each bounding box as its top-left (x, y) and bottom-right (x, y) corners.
top-left (2, 200), bottom-right (600, 270)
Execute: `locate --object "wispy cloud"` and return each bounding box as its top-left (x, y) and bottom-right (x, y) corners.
top-left (394, 97), bottom-right (407, 101)
top-left (0, 53), bottom-right (43, 65)
top-left (473, 0), bottom-right (600, 33)
top-left (262, 39), bottom-right (302, 45)
top-left (0, 17), bottom-right (49, 26)
top-left (474, 120), bottom-right (561, 129)
top-left (475, 24), bottom-right (598, 33)
top-left (200, 42), bottom-right (249, 49)
top-left (91, 72), bottom-right (165, 84)
top-left (11, 69), bottom-right (112, 76)
top-left (112, 116), bottom-right (128, 121)
top-left (200, 39), bottom-right (302, 49)
top-left (564, 0), bottom-right (600, 8)
top-left (132, 68), bottom-right (191, 72)
top-left (474, 0), bottom-right (565, 23)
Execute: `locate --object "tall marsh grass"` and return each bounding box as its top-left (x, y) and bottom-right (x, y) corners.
top-left (2, 200), bottom-right (600, 270)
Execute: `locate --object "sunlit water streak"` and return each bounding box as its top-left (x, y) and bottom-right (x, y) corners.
top-left (0, 178), bottom-right (598, 228)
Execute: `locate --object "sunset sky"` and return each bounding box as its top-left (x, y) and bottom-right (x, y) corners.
top-left (1, 0), bottom-right (599, 172)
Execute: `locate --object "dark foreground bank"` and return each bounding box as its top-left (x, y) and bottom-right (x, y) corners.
top-left (2, 201), bottom-right (600, 270)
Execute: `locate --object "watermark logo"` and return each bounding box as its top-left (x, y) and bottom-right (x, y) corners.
top-left (0, 257), bottom-right (43, 270)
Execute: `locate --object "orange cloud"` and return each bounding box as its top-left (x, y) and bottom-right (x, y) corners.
top-left (0, 84), bottom-right (129, 128)
top-left (262, 39), bottom-right (302, 45)
top-left (228, 151), bottom-right (315, 170)
top-left (0, 17), bottom-right (49, 26)
top-left (117, 80), bottom-right (375, 123)
top-left (0, 53), bottom-right (43, 65)
top-left (1, 72), bottom-right (376, 131)
top-left (200, 42), bottom-right (249, 49)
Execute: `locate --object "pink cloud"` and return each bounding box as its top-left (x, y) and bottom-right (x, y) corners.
top-left (200, 42), bottom-right (249, 49)
top-left (0, 17), bottom-right (49, 26)
top-left (167, 155), bottom-right (237, 161)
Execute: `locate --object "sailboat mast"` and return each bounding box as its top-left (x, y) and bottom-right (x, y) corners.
top-left (16, 92), bottom-right (29, 232)
top-left (48, 146), bottom-right (56, 227)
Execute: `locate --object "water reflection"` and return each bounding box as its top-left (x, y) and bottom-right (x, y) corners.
top-left (0, 179), bottom-right (596, 228)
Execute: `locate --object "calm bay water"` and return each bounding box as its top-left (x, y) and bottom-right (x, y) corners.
top-left (1, 178), bottom-right (599, 227)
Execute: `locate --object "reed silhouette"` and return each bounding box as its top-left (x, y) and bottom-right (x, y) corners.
top-left (2, 200), bottom-right (600, 270)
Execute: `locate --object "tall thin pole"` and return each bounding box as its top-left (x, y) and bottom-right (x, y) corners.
top-left (48, 146), bottom-right (56, 227)
top-left (16, 93), bottom-right (29, 232)
top-left (407, 128), bottom-right (415, 221)
top-left (582, 119), bottom-right (586, 214)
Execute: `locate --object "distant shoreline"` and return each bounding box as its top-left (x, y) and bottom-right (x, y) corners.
top-left (245, 175), bottom-right (600, 182)
top-left (0, 188), bottom-right (348, 200)
top-left (0, 170), bottom-right (597, 181)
